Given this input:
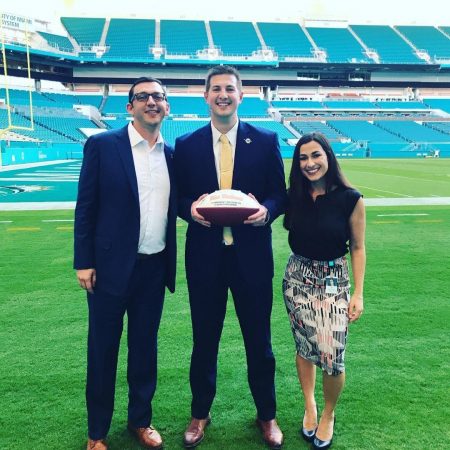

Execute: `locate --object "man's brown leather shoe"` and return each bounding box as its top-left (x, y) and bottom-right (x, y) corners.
top-left (87, 438), bottom-right (108, 450)
top-left (128, 424), bottom-right (163, 449)
top-left (256, 418), bottom-right (284, 449)
top-left (183, 414), bottom-right (211, 448)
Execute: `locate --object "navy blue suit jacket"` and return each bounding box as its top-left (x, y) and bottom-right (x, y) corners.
top-left (74, 125), bottom-right (176, 295)
top-left (174, 121), bottom-right (286, 284)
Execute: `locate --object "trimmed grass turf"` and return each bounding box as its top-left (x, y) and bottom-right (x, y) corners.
top-left (0, 159), bottom-right (449, 449)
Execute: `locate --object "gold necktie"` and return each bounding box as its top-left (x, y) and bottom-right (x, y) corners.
top-left (219, 134), bottom-right (234, 245)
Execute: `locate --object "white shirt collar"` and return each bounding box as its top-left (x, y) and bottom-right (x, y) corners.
top-left (128, 122), bottom-right (164, 149)
top-left (211, 120), bottom-right (239, 147)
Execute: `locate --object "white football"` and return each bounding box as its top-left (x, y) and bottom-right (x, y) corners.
top-left (196, 189), bottom-right (260, 226)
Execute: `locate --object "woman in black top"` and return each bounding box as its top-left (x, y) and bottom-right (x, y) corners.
top-left (283, 133), bottom-right (365, 450)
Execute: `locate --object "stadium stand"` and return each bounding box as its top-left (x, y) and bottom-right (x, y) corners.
top-left (209, 21), bottom-right (262, 56)
top-left (322, 100), bottom-right (376, 109)
top-left (396, 26), bottom-right (450, 62)
top-left (327, 120), bottom-right (407, 143)
top-left (306, 27), bottom-right (371, 63)
top-left (376, 120), bottom-right (450, 142)
top-left (104, 19), bottom-right (155, 60)
top-left (257, 22), bottom-right (314, 59)
top-left (165, 96), bottom-right (209, 116)
top-left (375, 100), bottom-right (427, 109)
top-left (350, 25), bottom-right (423, 63)
top-left (160, 20), bottom-right (209, 55)
top-left (423, 98), bottom-right (450, 113)
top-left (272, 100), bottom-right (324, 109)
top-left (2, 16), bottom-right (450, 163)
top-left (290, 121), bottom-right (346, 140)
top-left (60, 17), bottom-right (105, 47)
top-left (37, 31), bottom-right (74, 53)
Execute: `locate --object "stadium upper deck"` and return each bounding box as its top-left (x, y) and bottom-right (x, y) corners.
top-left (39, 18), bottom-right (450, 64)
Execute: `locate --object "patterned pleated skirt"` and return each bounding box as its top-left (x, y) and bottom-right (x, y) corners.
top-left (283, 254), bottom-right (350, 376)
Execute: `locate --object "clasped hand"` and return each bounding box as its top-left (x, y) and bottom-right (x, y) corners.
top-left (191, 193), bottom-right (267, 227)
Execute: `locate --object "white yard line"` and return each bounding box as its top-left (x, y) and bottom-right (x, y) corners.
top-left (0, 160), bottom-right (77, 172)
top-left (0, 178), bottom-right (78, 182)
top-left (354, 185), bottom-right (413, 197)
top-left (0, 202), bottom-right (76, 210)
top-left (364, 197), bottom-right (450, 206)
top-left (376, 213), bottom-right (429, 217)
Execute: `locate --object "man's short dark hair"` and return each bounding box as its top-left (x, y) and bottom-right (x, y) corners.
top-left (128, 77), bottom-right (166, 103)
top-left (205, 65), bottom-right (242, 92)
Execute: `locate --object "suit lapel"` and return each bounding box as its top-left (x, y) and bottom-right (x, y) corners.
top-left (233, 121), bottom-right (251, 188)
top-left (164, 143), bottom-right (175, 204)
top-left (202, 124), bottom-right (220, 191)
top-left (116, 126), bottom-right (139, 204)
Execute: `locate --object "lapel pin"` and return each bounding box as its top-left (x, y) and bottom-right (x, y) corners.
top-left (245, 138), bottom-right (252, 144)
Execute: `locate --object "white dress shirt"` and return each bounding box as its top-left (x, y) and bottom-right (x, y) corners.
top-left (128, 123), bottom-right (170, 255)
top-left (211, 120), bottom-right (239, 184)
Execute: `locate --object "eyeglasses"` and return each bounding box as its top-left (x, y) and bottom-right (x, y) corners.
top-left (131, 92), bottom-right (167, 103)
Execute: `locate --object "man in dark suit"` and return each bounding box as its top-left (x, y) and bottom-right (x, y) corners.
top-left (174, 65), bottom-right (286, 449)
top-left (74, 77), bottom-right (176, 450)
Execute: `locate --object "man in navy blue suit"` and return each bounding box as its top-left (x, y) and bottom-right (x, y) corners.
top-left (74, 77), bottom-right (176, 450)
top-left (175, 66), bottom-right (286, 449)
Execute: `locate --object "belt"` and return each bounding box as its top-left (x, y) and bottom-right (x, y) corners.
top-left (137, 251), bottom-right (164, 260)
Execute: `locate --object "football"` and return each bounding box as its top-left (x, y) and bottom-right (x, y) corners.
top-left (196, 189), bottom-right (260, 226)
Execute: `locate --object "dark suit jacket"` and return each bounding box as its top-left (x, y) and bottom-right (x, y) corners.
top-left (174, 121), bottom-right (286, 285)
top-left (74, 125), bottom-right (176, 295)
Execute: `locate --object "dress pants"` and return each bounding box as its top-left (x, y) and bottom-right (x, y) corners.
top-left (188, 246), bottom-right (276, 421)
top-left (86, 252), bottom-right (165, 440)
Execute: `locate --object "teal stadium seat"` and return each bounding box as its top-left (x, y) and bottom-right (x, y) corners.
top-left (60, 17), bottom-right (105, 47)
top-left (307, 27), bottom-right (370, 63)
top-left (376, 120), bottom-right (449, 142)
top-left (257, 22), bottom-right (313, 59)
top-left (271, 100), bottom-right (324, 109)
top-left (290, 121), bottom-right (346, 140)
top-left (375, 100), bottom-right (427, 109)
top-left (160, 20), bottom-right (208, 55)
top-left (105, 18), bottom-right (155, 61)
top-left (327, 120), bottom-right (407, 143)
top-left (166, 97), bottom-right (209, 116)
top-left (322, 101), bottom-right (376, 109)
top-left (423, 98), bottom-right (450, 113)
top-left (209, 21), bottom-right (261, 56)
top-left (396, 26), bottom-right (450, 62)
top-left (38, 31), bottom-right (74, 53)
top-left (350, 25), bottom-right (423, 64)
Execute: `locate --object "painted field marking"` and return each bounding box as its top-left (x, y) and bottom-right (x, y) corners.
top-left (376, 213), bottom-right (429, 217)
top-left (42, 219), bottom-right (74, 222)
top-left (0, 220), bottom-right (13, 223)
top-left (0, 178), bottom-right (78, 182)
top-left (349, 170), bottom-right (448, 184)
top-left (16, 173), bottom-right (79, 179)
top-left (372, 220), bottom-right (401, 224)
top-left (353, 185), bottom-right (413, 197)
top-left (414, 219), bottom-right (444, 223)
top-left (7, 227), bottom-right (41, 231)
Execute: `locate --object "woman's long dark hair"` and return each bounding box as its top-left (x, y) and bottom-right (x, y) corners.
top-left (283, 132), bottom-right (351, 230)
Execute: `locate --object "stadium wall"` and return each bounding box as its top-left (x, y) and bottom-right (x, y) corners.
top-left (0, 141), bottom-right (82, 165)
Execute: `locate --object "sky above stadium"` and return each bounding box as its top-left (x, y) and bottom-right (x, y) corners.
top-left (5, 0), bottom-right (450, 27)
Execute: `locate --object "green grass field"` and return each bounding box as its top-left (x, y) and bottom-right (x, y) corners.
top-left (0, 159), bottom-right (449, 449)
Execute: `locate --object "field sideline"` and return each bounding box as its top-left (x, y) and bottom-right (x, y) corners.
top-left (0, 159), bottom-right (449, 449)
